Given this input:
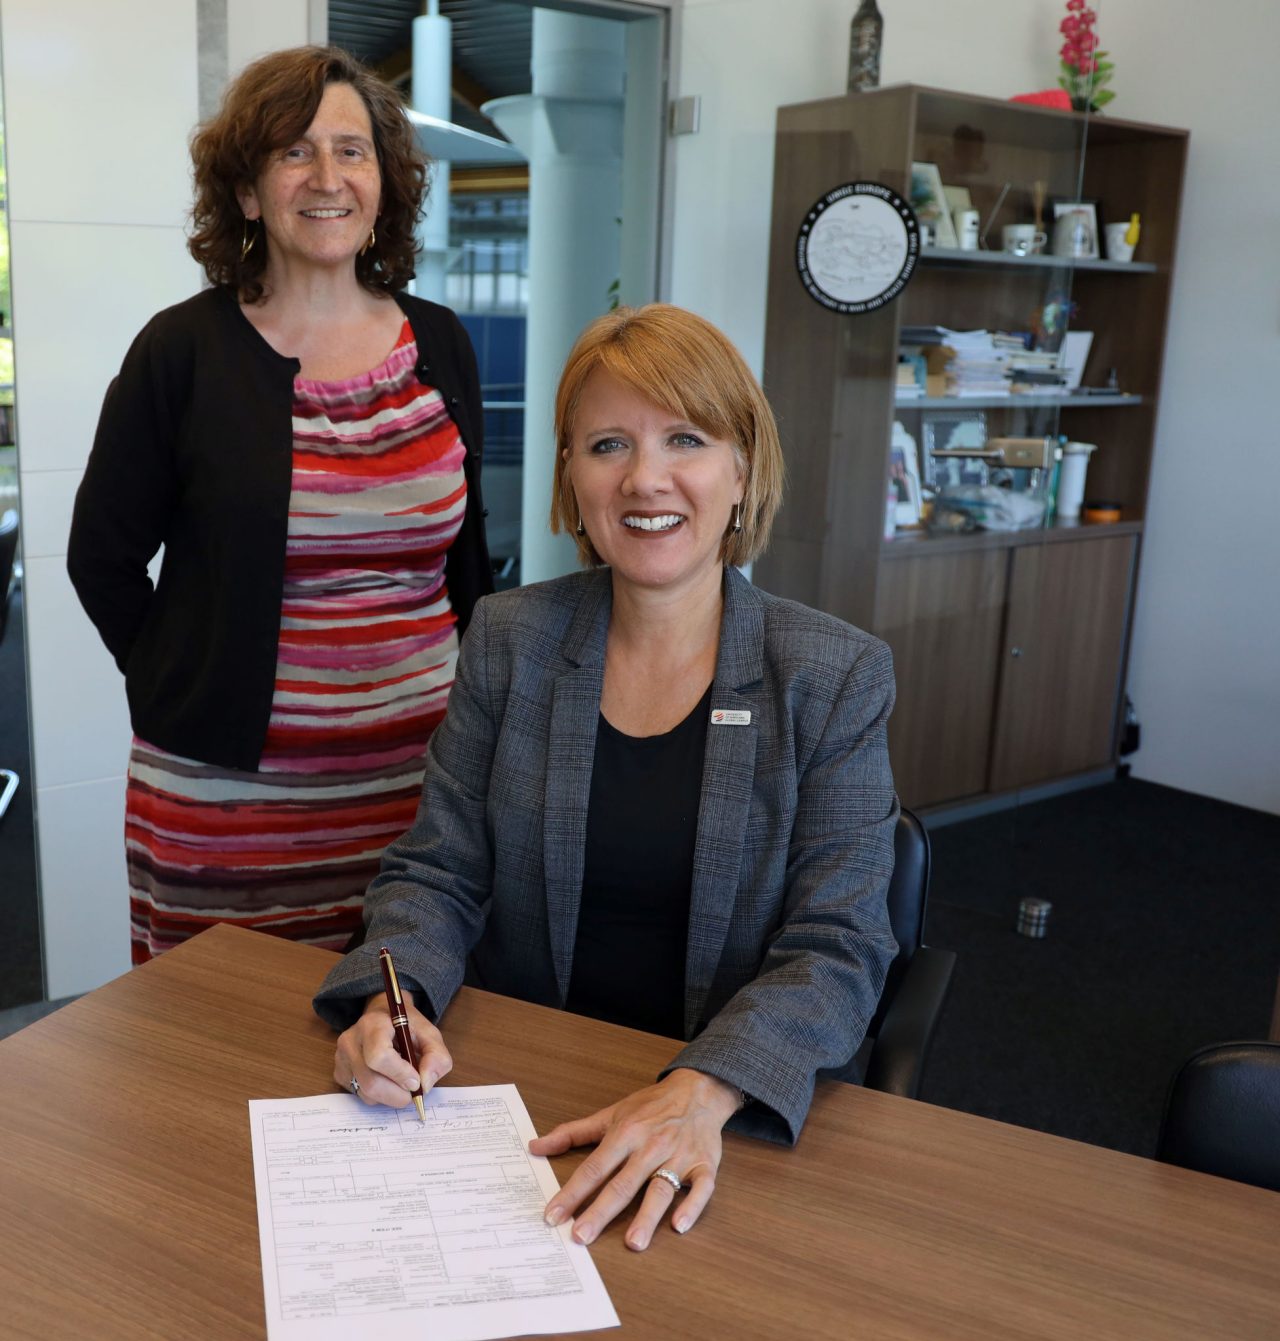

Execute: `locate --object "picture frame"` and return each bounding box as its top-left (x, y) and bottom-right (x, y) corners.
top-left (1056, 330), bottom-right (1094, 390)
top-left (921, 409), bottom-right (989, 488)
top-left (889, 421), bottom-right (924, 527)
top-left (1051, 199), bottom-right (1100, 260)
top-left (910, 161), bottom-right (958, 248)
top-left (942, 184), bottom-right (973, 217)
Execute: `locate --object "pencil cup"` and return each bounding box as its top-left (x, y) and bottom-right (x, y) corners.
top-left (1057, 442), bottom-right (1097, 521)
top-left (1016, 898), bottom-right (1052, 938)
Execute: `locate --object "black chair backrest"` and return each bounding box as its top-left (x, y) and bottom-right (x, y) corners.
top-left (0, 509), bottom-right (17, 593)
top-left (1157, 1041), bottom-right (1280, 1192)
top-left (0, 510), bottom-right (18, 634)
top-left (868, 807), bottom-right (931, 1037)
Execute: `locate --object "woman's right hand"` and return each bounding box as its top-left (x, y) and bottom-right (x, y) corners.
top-left (334, 993), bottom-right (453, 1109)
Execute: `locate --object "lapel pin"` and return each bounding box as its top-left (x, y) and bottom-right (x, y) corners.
top-left (711, 708), bottom-right (751, 726)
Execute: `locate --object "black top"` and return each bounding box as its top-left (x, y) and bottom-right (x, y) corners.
top-left (566, 684), bottom-right (713, 1040)
top-left (67, 286), bottom-right (492, 771)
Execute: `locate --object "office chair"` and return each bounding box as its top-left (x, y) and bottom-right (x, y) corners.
top-left (1156, 1041), bottom-right (1280, 1192)
top-left (0, 508), bottom-right (17, 643)
top-left (856, 807), bottom-right (957, 1099)
top-left (0, 509), bottom-right (19, 820)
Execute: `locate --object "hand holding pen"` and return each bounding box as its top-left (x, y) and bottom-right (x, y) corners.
top-left (334, 948), bottom-right (453, 1114)
top-left (379, 947), bottom-right (428, 1122)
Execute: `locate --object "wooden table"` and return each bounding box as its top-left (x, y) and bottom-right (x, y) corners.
top-left (1, 924), bottom-right (1277, 1340)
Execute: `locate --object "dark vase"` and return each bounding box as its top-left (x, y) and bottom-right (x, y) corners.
top-left (847, 0), bottom-right (884, 93)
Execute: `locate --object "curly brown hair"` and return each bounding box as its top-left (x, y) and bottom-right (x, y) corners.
top-left (189, 45), bottom-right (428, 302)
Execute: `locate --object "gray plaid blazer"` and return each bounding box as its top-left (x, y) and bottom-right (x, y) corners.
top-left (314, 565), bottom-right (899, 1143)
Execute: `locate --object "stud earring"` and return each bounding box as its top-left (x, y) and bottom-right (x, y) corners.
top-left (240, 217), bottom-right (258, 262)
top-left (361, 225), bottom-right (376, 256)
top-left (731, 501), bottom-right (743, 533)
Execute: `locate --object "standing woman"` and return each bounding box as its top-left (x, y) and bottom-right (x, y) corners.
top-left (68, 47), bottom-right (491, 962)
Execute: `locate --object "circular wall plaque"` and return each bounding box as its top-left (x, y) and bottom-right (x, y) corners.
top-left (795, 182), bottom-right (919, 314)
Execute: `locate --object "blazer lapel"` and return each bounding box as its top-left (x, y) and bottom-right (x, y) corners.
top-left (544, 571), bottom-right (611, 1003)
top-left (685, 568), bottom-right (764, 1034)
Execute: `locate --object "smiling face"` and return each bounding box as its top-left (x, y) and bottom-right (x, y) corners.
top-left (236, 81), bottom-right (381, 280)
top-left (566, 369), bottom-right (744, 600)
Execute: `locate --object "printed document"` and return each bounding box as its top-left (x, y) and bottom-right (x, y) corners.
top-left (248, 1085), bottom-right (619, 1341)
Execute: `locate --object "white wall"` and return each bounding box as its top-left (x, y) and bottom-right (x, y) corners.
top-left (667, 0), bottom-right (1280, 815)
top-left (2, 0), bottom-right (317, 998)
top-left (1097, 1), bottom-right (1280, 814)
top-left (3, 0), bottom-right (202, 997)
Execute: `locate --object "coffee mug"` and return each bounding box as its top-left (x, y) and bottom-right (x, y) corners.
top-left (1002, 223), bottom-right (1047, 256)
top-left (954, 208), bottom-right (980, 251)
top-left (1052, 209), bottom-right (1095, 259)
top-left (1104, 222), bottom-right (1136, 262)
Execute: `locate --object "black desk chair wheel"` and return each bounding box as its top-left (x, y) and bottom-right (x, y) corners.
top-left (1156, 1041), bottom-right (1280, 1192)
top-left (857, 807), bottom-right (957, 1099)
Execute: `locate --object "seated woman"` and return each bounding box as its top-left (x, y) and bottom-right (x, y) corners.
top-left (313, 304), bottom-right (898, 1252)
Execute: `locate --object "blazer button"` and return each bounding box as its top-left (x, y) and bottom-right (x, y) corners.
top-left (449, 396), bottom-right (459, 407)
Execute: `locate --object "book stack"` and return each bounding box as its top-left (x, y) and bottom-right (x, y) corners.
top-left (939, 329), bottom-right (1010, 398)
top-left (896, 354), bottom-right (925, 398)
top-left (1007, 344), bottom-right (1067, 394)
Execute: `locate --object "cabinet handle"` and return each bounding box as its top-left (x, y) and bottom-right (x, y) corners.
top-left (1010, 646), bottom-right (1023, 658)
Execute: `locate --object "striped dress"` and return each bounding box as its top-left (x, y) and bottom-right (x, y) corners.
top-left (125, 321), bottom-right (466, 962)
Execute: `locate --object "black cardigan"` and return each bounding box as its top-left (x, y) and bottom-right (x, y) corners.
top-left (67, 286), bottom-right (493, 771)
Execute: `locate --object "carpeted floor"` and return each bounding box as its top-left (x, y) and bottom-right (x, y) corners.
top-left (918, 776), bottom-right (1280, 1157)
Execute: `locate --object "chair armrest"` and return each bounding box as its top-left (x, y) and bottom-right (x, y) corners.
top-left (863, 946), bottom-right (957, 1100)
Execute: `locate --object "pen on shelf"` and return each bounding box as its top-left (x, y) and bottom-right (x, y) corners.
top-left (379, 946), bottom-right (426, 1123)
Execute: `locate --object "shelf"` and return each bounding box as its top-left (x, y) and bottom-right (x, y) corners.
top-left (920, 248), bottom-right (1158, 275)
top-left (895, 393), bottom-right (1143, 410)
top-left (881, 517), bottom-right (1144, 558)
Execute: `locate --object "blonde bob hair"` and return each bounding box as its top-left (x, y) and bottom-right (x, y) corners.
top-left (550, 304), bottom-right (784, 569)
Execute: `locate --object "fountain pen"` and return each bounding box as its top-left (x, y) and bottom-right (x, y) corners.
top-left (378, 946), bottom-right (427, 1122)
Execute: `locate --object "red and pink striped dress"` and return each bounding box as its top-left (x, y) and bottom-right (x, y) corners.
top-left (125, 321), bottom-right (466, 962)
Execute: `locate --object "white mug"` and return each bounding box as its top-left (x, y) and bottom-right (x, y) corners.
top-left (1104, 222), bottom-right (1136, 262)
top-left (954, 208), bottom-right (980, 251)
top-left (1002, 223), bottom-right (1047, 256)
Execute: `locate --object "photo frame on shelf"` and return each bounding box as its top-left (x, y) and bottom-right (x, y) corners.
top-left (910, 161), bottom-right (958, 248)
top-left (1057, 330), bottom-right (1094, 390)
top-left (1051, 199), bottom-right (1101, 259)
top-left (943, 184), bottom-right (973, 217)
top-left (921, 409), bottom-right (988, 488)
top-left (890, 421), bottom-right (924, 527)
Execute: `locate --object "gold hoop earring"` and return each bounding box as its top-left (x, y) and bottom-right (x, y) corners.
top-left (731, 501), bottom-right (743, 533)
top-left (360, 225), bottom-right (376, 256)
top-left (240, 217), bottom-right (258, 262)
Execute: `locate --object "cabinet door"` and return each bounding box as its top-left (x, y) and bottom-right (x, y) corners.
top-left (875, 548), bottom-right (1008, 809)
top-left (989, 534), bottom-right (1137, 792)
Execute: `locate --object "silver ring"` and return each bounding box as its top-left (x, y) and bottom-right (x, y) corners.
top-left (349, 1077), bottom-right (361, 1096)
top-left (650, 1167), bottom-right (683, 1193)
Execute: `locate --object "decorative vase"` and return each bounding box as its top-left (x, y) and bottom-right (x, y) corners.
top-left (847, 0), bottom-right (884, 93)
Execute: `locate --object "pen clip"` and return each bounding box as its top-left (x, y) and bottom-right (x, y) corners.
top-left (380, 946), bottom-right (404, 1008)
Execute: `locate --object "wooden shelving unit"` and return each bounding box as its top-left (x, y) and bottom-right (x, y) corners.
top-left (754, 85), bottom-right (1188, 814)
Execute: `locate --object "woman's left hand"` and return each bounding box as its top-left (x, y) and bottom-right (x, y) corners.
top-left (529, 1067), bottom-right (741, 1252)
